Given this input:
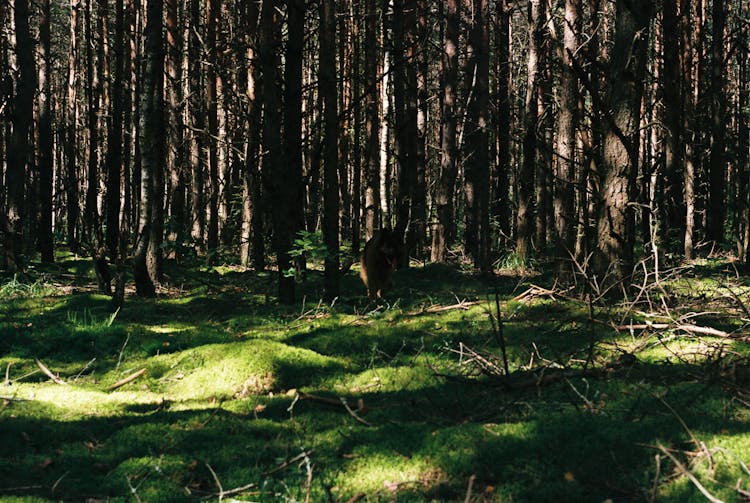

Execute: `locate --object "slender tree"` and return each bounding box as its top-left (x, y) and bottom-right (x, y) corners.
top-left (65, 0), bottom-right (81, 252)
top-left (134, 0), bottom-right (165, 297)
top-left (594, 0), bottom-right (654, 288)
top-left (37, 0), bottom-right (54, 263)
top-left (554, 0), bottom-right (580, 272)
top-left (706, 0), bottom-right (726, 248)
top-left (518, 0), bottom-right (543, 260)
top-left (432, 0), bottom-right (459, 262)
top-left (5, 0), bottom-right (35, 271)
top-left (321, 0), bottom-right (340, 301)
top-left (363, 0), bottom-right (380, 239)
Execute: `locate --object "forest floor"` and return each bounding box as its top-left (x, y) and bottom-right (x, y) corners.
top-left (2, 251), bottom-right (750, 502)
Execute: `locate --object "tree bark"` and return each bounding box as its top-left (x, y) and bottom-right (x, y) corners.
top-left (594, 0), bottom-right (654, 288)
top-left (261, 0), bottom-right (295, 303)
top-left (321, 0), bottom-right (340, 301)
top-left (554, 0), bottom-right (580, 273)
top-left (65, 0), bottom-right (81, 252)
top-left (5, 0), bottom-right (35, 271)
top-left (37, 0), bottom-right (54, 263)
top-left (706, 0), bottom-right (726, 248)
top-left (432, 0), bottom-right (459, 263)
top-left (363, 0), bottom-right (380, 238)
top-left (517, 0), bottom-right (543, 260)
top-left (134, 0), bottom-right (165, 297)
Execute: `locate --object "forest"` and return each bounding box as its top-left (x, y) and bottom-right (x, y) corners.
top-left (3, 0), bottom-right (750, 501)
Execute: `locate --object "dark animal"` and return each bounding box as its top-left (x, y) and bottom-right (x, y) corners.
top-left (360, 228), bottom-right (403, 299)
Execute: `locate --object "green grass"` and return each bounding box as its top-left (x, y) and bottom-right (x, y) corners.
top-left (2, 256), bottom-right (750, 501)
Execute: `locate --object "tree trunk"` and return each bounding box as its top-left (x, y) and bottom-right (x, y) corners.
top-left (37, 0), bottom-right (54, 263)
top-left (320, 0), bottom-right (340, 301)
top-left (5, 0), bottom-right (35, 271)
top-left (261, 0), bottom-right (295, 303)
top-left (189, 0), bottom-right (205, 251)
top-left (166, 0), bottom-right (186, 260)
top-left (206, 0), bottom-right (220, 262)
top-left (553, 0), bottom-right (579, 274)
top-left (286, 0), bottom-right (305, 273)
top-left (432, 0), bottom-right (459, 263)
top-left (465, 0), bottom-right (490, 270)
top-left (706, 0), bottom-right (726, 248)
top-left (363, 0), bottom-right (380, 239)
top-left (594, 0), bottom-right (654, 288)
top-left (493, 0), bottom-right (512, 251)
top-left (134, 0), bottom-right (165, 297)
top-left (65, 0), bottom-right (81, 252)
top-left (106, 0), bottom-right (125, 262)
top-left (517, 0), bottom-right (542, 260)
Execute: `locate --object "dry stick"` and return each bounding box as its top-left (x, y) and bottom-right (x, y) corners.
top-left (34, 358), bottom-right (67, 385)
top-left (615, 323), bottom-right (730, 338)
top-left (422, 300), bottom-right (481, 313)
top-left (262, 450), bottom-right (313, 476)
top-left (4, 361), bottom-right (12, 385)
top-left (340, 397), bottom-right (372, 427)
top-left (655, 442), bottom-right (725, 503)
top-left (107, 368), bottom-right (147, 391)
top-left (463, 474), bottom-right (476, 503)
top-left (650, 454), bottom-right (661, 503)
top-left (344, 493), bottom-right (366, 503)
top-left (206, 463), bottom-right (224, 502)
top-left (202, 483), bottom-right (257, 500)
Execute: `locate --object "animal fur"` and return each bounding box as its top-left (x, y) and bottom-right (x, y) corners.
top-left (359, 228), bottom-right (403, 299)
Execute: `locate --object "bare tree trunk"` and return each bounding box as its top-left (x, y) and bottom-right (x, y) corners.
top-left (261, 0), bottom-right (294, 303)
top-left (189, 0), bottom-right (205, 251)
top-left (37, 0), bottom-right (54, 263)
top-left (206, 0), bottom-right (220, 262)
top-left (554, 0), bottom-right (579, 274)
top-left (134, 0), bottom-right (164, 297)
top-left (65, 0), bottom-right (81, 252)
top-left (517, 0), bottom-right (542, 260)
top-left (321, 0), bottom-right (340, 301)
top-left (364, 0), bottom-right (381, 238)
top-left (493, 0), bottom-right (512, 251)
top-left (286, 0), bottom-right (305, 272)
top-left (465, 0), bottom-right (490, 270)
top-left (5, 0), bottom-right (35, 271)
top-left (106, 0), bottom-right (125, 261)
top-left (239, 2), bottom-right (261, 268)
top-left (166, 0), bottom-right (185, 260)
top-left (351, 0), bottom-right (362, 254)
top-left (706, 0), bottom-right (726, 248)
top-left (432, 0), bottom-right (459, 263)
top-left (594, 0), bottom-right (654, 288)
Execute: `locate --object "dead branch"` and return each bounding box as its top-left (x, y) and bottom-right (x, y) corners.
top-left (261, 450), bottom-right (314, 476)
top-left (422, 300), bottom-right (481, 313)
top-left (512, 284), bottom-right (558, 302)
top-left (107, 368), bottom-right (147, 391)
top-left (615, 323), bottom-right (730, 338)
top-left (654, 442), bottom-right (725, 503)
top-left (298, 392), bottom-right (372, 426)
top-left (34, 358), bottom-right (67, 385)
top-left (344, 493), bottom-right (366, 503)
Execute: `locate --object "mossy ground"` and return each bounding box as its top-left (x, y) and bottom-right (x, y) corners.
top-left (2, 254), bottom-right (750, 501)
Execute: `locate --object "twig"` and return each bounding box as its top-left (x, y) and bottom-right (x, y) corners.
top-left (340, 397), bottom-right (372, 427)
top-left (4, 361), bottom-right (12, 385)
top-left (262, 450), bottom-right (314, 476)
top-left (421, 300), bottom-right (481, 313)
top-left (650, 454), bottom-right (661, 503)
top-left (206, 463), bottom-right (224, 502)
top-left (463, 474), bottom-right (476, 503)
top-left (344, 493), bottom-right (366, 503)
top-left (34, 358), bottom-right (67, 385)
top-left (107, 368), bottom-right (147, 391)
top-left (615, 323), bottom-right (730, 338)
top-left (654, 442), bottom-right (724, 503)
top-left (50, 471), bottom-right (69, 496)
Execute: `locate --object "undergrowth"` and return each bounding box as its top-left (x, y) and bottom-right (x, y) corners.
top-left (1, 255), bottom-right (750, 501)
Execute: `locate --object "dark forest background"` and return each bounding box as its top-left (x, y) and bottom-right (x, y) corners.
top-left (1, 0), bottom-right (748, 303)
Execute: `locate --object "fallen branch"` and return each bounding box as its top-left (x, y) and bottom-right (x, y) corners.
top-left (261, 450), bottom-right (314, 476)
top-left (422, 300), bottom-right (481, 313)
top-left (34, 358), bottom-right (67, 385)
top-left (299, 392), bottom-right (371, 426)
top-left (654, 442), bottom-right (725, 503)
top-left (616, 323), bottom-right (730, 338)
top-left (107, 368), bottom-right (147, 391)
top-left (512, 284), bottom-right (558, 302)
